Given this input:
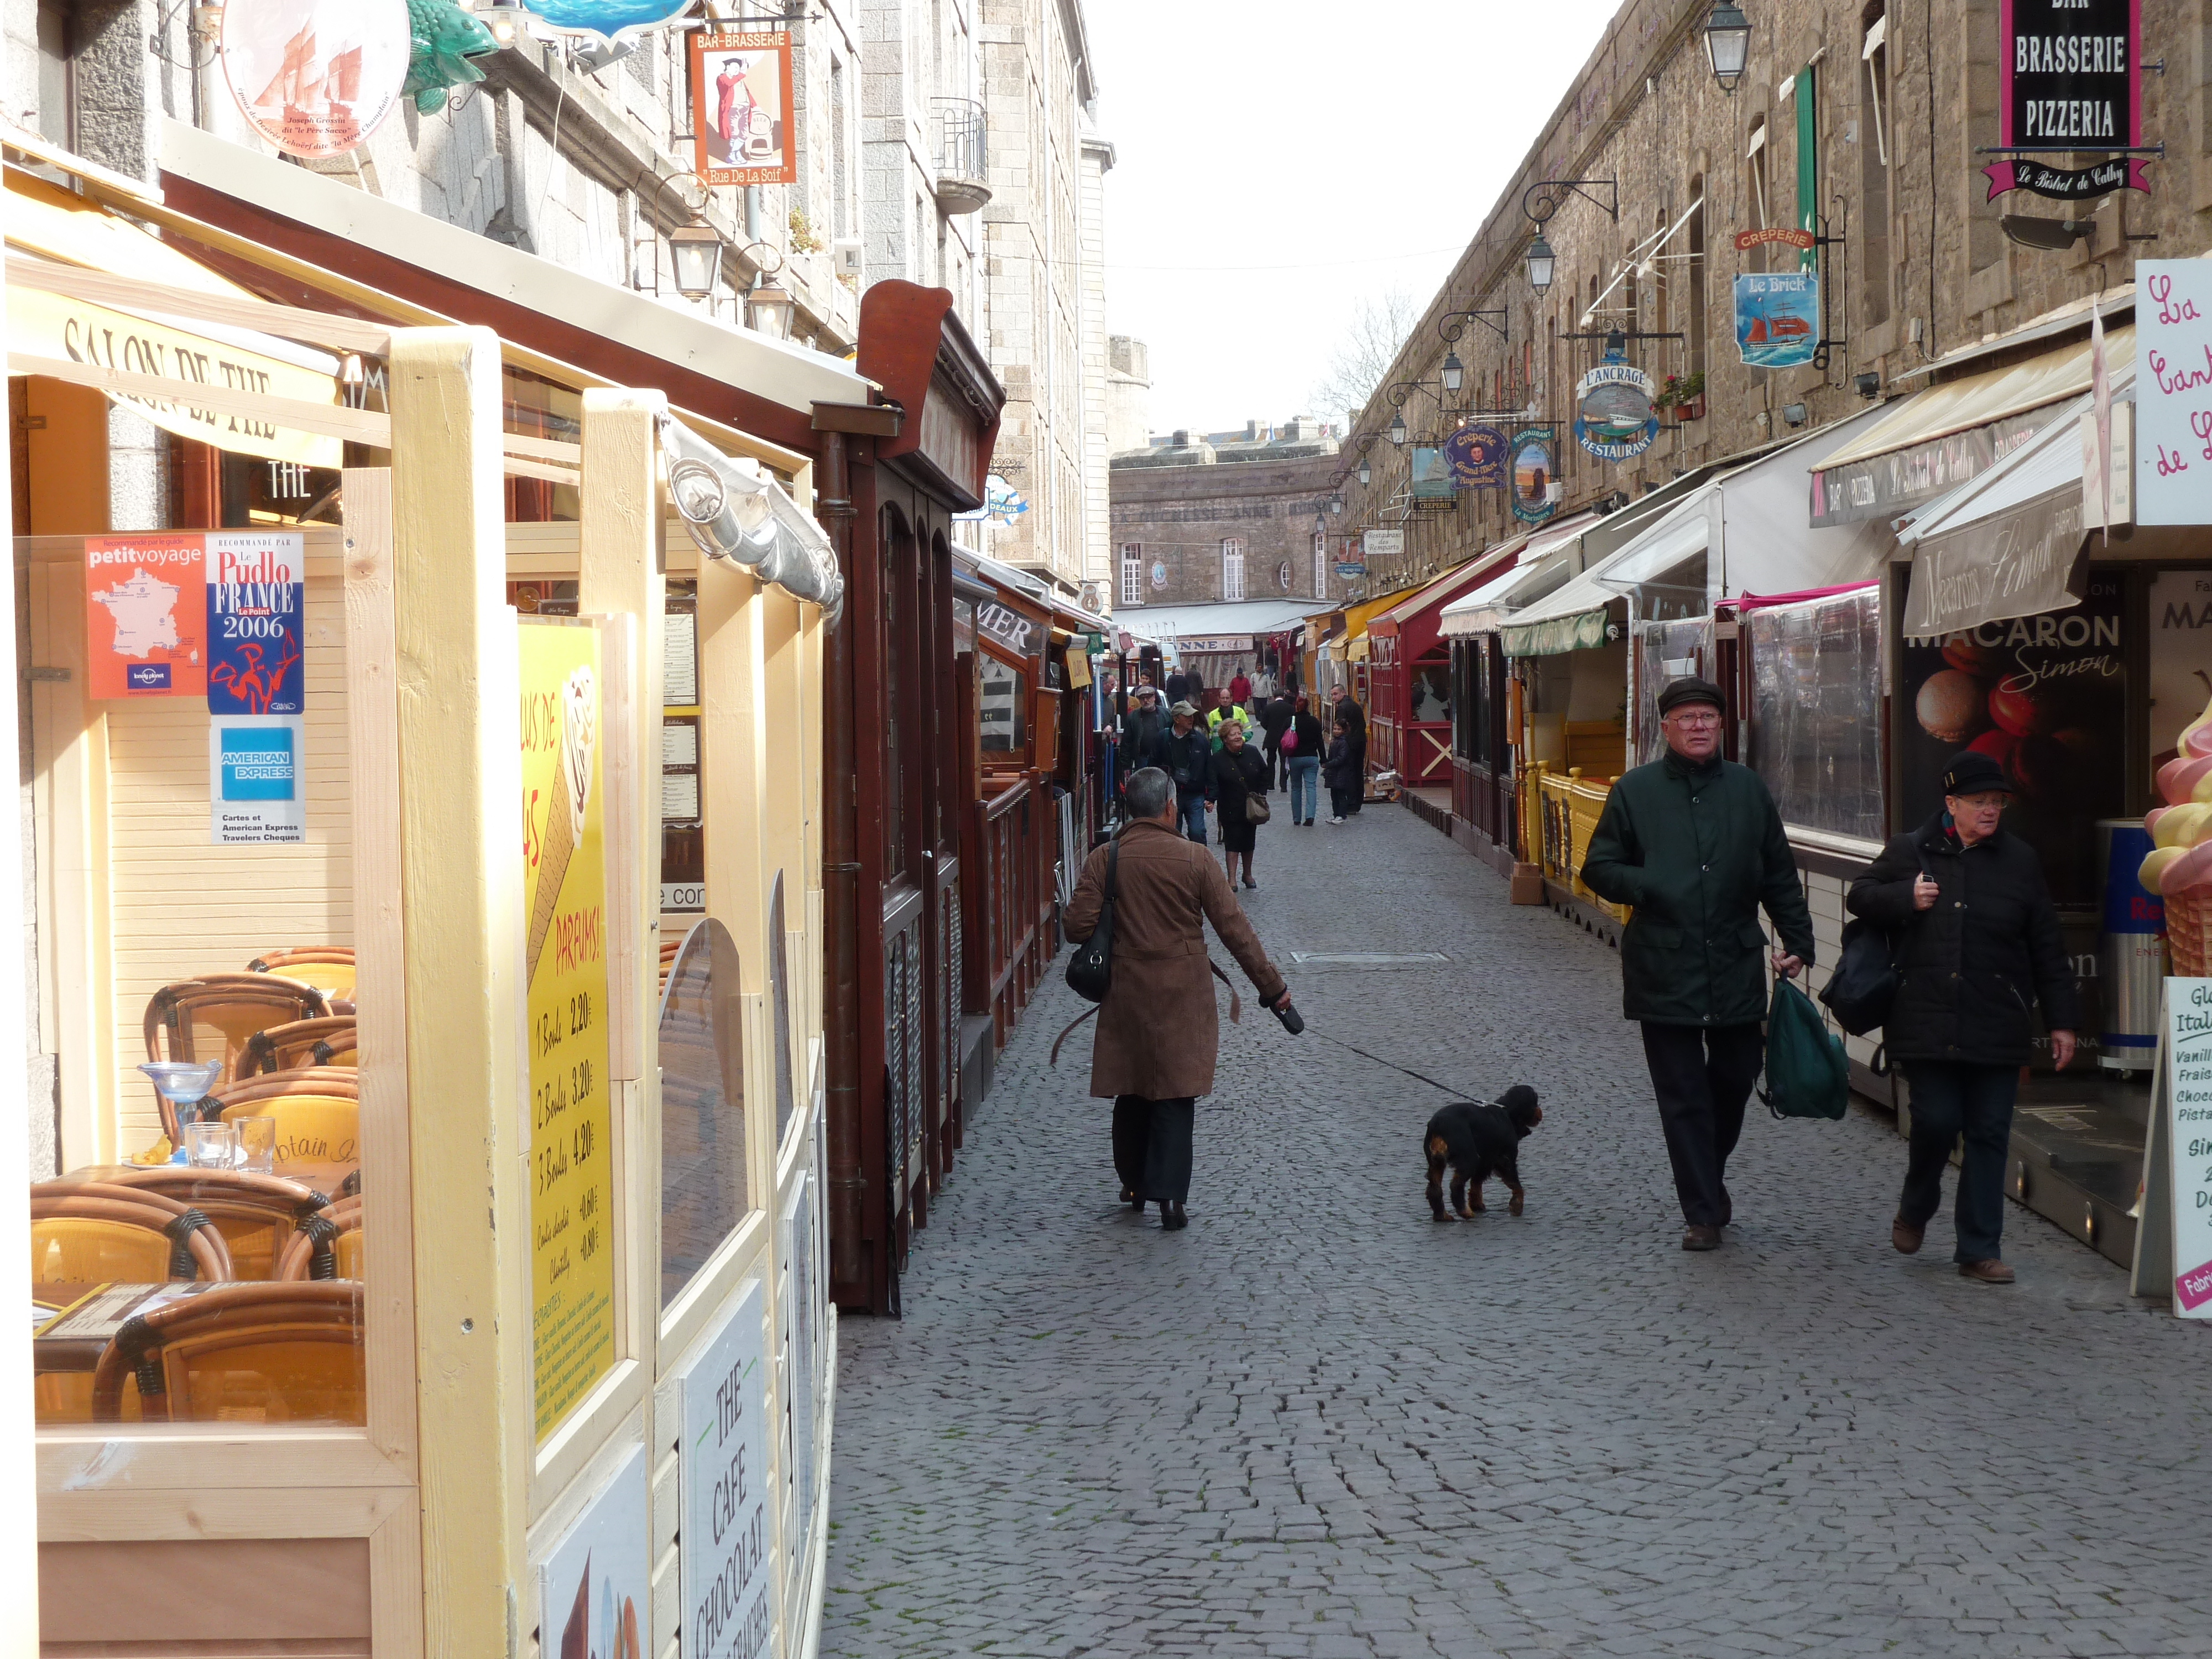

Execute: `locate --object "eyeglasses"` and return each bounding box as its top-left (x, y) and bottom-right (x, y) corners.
top-left (1665, 709), bottom-right (1722, 729)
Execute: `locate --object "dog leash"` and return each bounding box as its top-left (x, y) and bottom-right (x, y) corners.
top-left (1048, 961), bottom-right (1245, 1069)
top-left (1295, 1025), bottom-right (1468, 1099)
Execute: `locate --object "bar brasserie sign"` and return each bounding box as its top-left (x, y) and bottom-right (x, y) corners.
top-left (1985, 0), bottom-right (2150, 202)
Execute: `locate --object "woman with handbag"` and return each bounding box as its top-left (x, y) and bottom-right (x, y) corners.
top-left (1208, 720), bottom-right (1271, 890)
top-left (1846, 750), bottom-right (2080, 1284)
top-left (1283, 693), bottom-right (1326, 826)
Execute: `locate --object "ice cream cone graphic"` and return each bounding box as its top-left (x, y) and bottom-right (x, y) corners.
top-left (527, 666), bottom-right (597, 984)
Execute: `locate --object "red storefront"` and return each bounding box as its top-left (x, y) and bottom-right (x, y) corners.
top-left (1369, 549), bottom-right (1521, 787)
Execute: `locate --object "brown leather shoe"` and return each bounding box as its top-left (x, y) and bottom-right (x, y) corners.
top-left (1681, 1224), bottom-right (1723, 1251)
top-left (1892, 1217), bottom-right (1924, 1255)
top-left (1958, 1258), bottom-right (2016, 1284)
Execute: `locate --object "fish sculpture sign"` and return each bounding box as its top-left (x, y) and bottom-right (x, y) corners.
top-left (519, 0), bottom-right (700, 44)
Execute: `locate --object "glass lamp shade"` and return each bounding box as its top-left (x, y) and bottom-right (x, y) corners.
top-left (1357, 458), bottom-right (1371, 487)
top-left (1327, 494), bottom-right (1344, 515)
top-left (1704, 0), bottom-right (1751, 91)
top-left (1441, 352), bottom-right (1464, 394)
top-left (745, 279), bottom-right (797, 341)
top-left (667, 220), bottom-right (724, 300)
top-left (1387, 414), bottom-right (1407, 446)
top-left (1525, 232), bottom-right (1557, 296)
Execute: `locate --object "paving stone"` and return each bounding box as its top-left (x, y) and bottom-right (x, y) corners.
top-left (823, 806), bottom-right (2212, 1655)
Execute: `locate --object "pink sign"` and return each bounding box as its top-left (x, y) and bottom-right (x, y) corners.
top-left (2135, 262), bottom-right (2212, 526)
top-left (2178, 1260), bottom-right (2212, 1311)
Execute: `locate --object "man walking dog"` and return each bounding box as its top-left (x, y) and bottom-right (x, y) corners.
top-left (1582, 676), bottom-right (1815, 1252)
top-left (1063, 767), bottom-right (1292, 1230)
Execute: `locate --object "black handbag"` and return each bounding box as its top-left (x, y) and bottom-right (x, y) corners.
top-left (1818, 850), bottom-right (1929, 1036)
top-left (1063, 841), bottom-right (1119, 1003)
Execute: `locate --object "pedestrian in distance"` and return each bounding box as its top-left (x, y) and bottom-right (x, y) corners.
top-left (1206, 685), bottom-right (1254, 749)
top-left (1209, 719), bottom-right (1271, 890)
top-left (1119, 685), bottom-right (1167, 788)
top-left (1166, 667), bottom-right (1190, 706)
top-left (1284, 693), bottom-right (1324, 826)
top-left (1322, 716), bottom-right (1362, 825)
top-left (1156, 700), bottom-right (1214, 845)
top-left (1229, 662), bottom-right (1253, 705)
top-left (1250, 660), bottom-right (1276, 701)
top-left (1846, 750), bottom-right (2080, 1285)
top-left (1331, 686), bottom-right (1368, 813)
top-left (1258, 691), bottom-right (1295, 788)
top-left (1063, 766), bottom-right (1294, 1230)
top-left (1580, 676), bottom-right (1817, 1253)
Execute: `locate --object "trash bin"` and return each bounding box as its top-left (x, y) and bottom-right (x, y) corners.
top-left (2098, 817), bottom-right (2165, 1073)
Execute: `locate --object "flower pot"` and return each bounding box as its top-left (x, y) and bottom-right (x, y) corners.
top-left (1682, 394), bottom-right (1705, 421)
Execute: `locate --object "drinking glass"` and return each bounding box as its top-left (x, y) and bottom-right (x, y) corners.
top-left (185, 1120), bottom-right (237, 1170)
top-left (234, 1115), bottom-right (277, 1174)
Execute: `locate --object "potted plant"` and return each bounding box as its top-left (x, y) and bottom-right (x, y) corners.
top-left (1657, 371), bottom-right (1707, 422)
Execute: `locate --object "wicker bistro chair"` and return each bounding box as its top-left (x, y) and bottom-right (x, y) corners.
top-left (96, 1167), bottom-right (335, 1282)
top-left (142, 976), bottom-right (331, 1140)
top-left (90, 1280), bottom-right (365, 1425)
top-left (241, 1016), bottom-right (358, 1077)
top-left (208, 1067), bottom-right (359, 1112)
top-left (216, 1094), bottom-right (362, 1171)
top-left (29, 1181), bottom-right (233, 1283)
top-left (248, 948), bottom-right (356, 1000)
top-left (274, 1194), bottom-right (362, 1281)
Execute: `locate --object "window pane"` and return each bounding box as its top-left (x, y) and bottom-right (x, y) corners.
top-left (659, 917), bottom-right (749, 1307)
top-left (1744, 592), bottom-right (1884, 839)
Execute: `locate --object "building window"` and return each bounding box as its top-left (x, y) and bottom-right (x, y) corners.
top-left (1120, 544), bottom-right (1143, 606)
top-left (1687, 184), bottom-right (1708, 379)
top-left (1313, 531), bottom-right (1327, 598)
top-left (1745, 117), bottom-right (1771, 272)
top-left (1861, 8), bottom-right (1891, 326)
top-left (1221, 538), bottom-right (1245, 601)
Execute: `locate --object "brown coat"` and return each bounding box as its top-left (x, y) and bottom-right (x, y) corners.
top-left (1062, 817), bottom-right (1287, 1101)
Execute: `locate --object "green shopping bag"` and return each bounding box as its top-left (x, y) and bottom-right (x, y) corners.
top-left (1759, 977), bottom-right (1849, 1121)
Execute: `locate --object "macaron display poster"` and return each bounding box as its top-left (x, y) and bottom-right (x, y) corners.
top-left (1900, 575), bottom-right (2125, 907)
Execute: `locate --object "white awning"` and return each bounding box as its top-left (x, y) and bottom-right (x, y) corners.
top-left (1438, 512), bottom-right (1599, 637)
top-left (1112, 598), bottom-right (1318, 653)
top-left (158, 117), bottom-right (870, 418)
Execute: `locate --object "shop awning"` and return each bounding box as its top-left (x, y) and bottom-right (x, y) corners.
top-left (1891, 373), bottom-right (2126, 635)
top-left (1339, 581), bottom-right (1429, 660)
top-left (1438, 513), bottom-right (1599, 637)
top-left (1113, 598), bottom-right (1317, 655)
top-left (1368, 543), bottom-right (1523, 637)
top-left (1809, 326), bottom-right (2132, 526)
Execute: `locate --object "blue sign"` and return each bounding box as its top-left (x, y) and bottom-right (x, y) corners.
top-left (1446, 424), bottom-right (1509, 490)
top-left (1734, 272), bottom-right (1821, 369)
top-left (520, 0), bottom-right (697, 43)
top-left (1574, 349), bottom-right (1660, 462)
top-left (219, 725), bottom-right (296, 801)
top-left (208, 582), bottom-right (304, 716)
top-left (1510, 427), bottom-right (1559, 524)
top-left (127, 662), bottom-right (172, 691)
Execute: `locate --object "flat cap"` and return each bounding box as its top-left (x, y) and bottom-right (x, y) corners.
top-left (1656, 675), bottom-right (1725, 716)
top-left (1940, 749), bottom-right (2016, 797)
top-left (1170, 700), bottom-right (1199, 717)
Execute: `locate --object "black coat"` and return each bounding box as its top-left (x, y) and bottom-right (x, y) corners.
top-left (1209, 744), bottom-right (1269, 810)
top-left (1157, 723), bottom-right (1214, 799)
top-left (1322, 734), bottom-right (1360, 790)
top-left (1120, 705), bottom-right (1166, 766)
top-left (1258, 697), bottom-right (1294, 743)
top-left (1582, 752), bottom-right (1817, 1027)
top-left (1282, 711), bottom-right (1326, 760)
top-left (1847, 813), bottom-right (2081, 1067)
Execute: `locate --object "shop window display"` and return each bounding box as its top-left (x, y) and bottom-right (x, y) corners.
top-left (1745, 589), bottom-right (1884, 842)
top-left (659, 917), bottom-right (750, 1307)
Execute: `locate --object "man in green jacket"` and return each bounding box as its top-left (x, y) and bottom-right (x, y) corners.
top-left (1582, 676), bottom-right (1817, 1252)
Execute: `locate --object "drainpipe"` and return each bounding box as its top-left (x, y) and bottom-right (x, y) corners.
top-left (816, 426), bottom-right (863, 1297)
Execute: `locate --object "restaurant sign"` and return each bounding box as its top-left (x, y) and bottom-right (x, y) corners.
top-left (974, 601), bottom-right (1039, 655)
top-left (1511, 427), bottom-right (1559, 524)
top-left (1734, 272), bottom-right (1820, 370)
top-left (1574, 351), bottom-right (1658, 461)
top-left (521, 621), bottom-right (617, 1441)
top-left (520, 0), bottom-right (699, 43)
top-left (1809, 401), bottom-right (2069, 526)
top-left (1177, 635), bottom-right (1253, 654)
top-left (691, 32), bottom-right (797, 188)
top-left (1411, 445), bottom-right (1453, 501)
top-left (221, 0), bottom-right (411, 160)
top-left (680, 1277), bottom-right (776, 1659)
top-left (1987, 0), bottom-right (2148, 201)
top-left (1444, 424), bottom-right (1509, 490)
top-left (207, 531), bottom-right (305, 716)
top-left (1363, 529), bottom-right (1405, 561)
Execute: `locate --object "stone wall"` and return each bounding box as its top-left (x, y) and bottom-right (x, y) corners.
top-left (1109, 450), bottom-right (1344, 609)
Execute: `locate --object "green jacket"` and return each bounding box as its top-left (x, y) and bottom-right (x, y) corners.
top-left (1581, 752), bottom-right (1817, 1026)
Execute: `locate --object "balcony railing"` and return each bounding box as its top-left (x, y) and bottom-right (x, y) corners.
top-left (931, 98), bottom-right (991, 214)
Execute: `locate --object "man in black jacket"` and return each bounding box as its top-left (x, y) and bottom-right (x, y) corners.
top-left (1583, 676), bottom-right (1817, 1252)
top-left (1258, 693), bottom-right (1295, 787)
top-left (1846, 750), bottom-right (2079, 1284)
top-left (1119, 686), bottom-right (1167, 788)
top-left (1156, 700), bottom-right (1215, 844)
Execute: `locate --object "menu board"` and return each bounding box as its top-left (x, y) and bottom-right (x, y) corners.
top-left (680, 1276), bottom-right (774, 1659)
top-left (2167, 980), bottom-right (2212, 1317)
top-left (84, 533), bottom-right (207, 699)
top-left (520, 620), bottom-right (617, 1439)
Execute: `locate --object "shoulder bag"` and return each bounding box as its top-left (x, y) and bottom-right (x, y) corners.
top-left (1760, 977), bottom-right (1849, 1121)
top-left (1063, 841), bottom-right (1119, 1003)
top-left (1817, 847), bottom-right (1932, 1036)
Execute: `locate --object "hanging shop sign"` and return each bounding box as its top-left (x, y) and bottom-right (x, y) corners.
top-left (1410, 445), bottom-right (1454, 501)
top-left (1363, 529), bottom-right (1405, 562)
top-left (1334, 561), bottom-right (1367, 579)
top-left (2135, 262), bottom-right (2212, 526)
top-left (1574, 352), bottom-right (1659, 462)
top-left (85, 533), bottom-right (208, 700)
top-left (209, 714), bottom-right (306, 845)
top-left (680, 1279), bottom-right (774, 1659)
top-left (520, 0), bottom-right (699, 45)
top-left (1734, 272), bottom-right (1822, 370)
top-left (1985, 0), bottom-right (2146, 200)
top-left (207, 532), bottom-right (305, 717)
top-left (220, 0), bottom-right (411, 160)
top-left (1984, 155), bottom-right (2151, 201)
top-left (1510, 427), bottom-right (1559, 524)
top-left (1733, 227), bottom-right (1817, 253)
top-left (974, 600), bottom-right (1039, 655)
top-left (535, 1441), bottom-right (650, 1659)
top-left (691, 31), bottom-right (797, 188)
top-left (1178, 634), bottom-right (1253, 654)
top-left (1444, 424), bottom-right (1509, 490)
top-left (520, 622), bottom-right (617, 1441)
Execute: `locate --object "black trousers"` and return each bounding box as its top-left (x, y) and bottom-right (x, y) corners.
top-left (1112, 1095), bottom-right (1196, 1203)
top-left (1641, 1022), bottom-right (1766, 1227)
top-left (1900, 1061), bottom-right (2018, 1263)
top-left (1328, 784), bottom-right (1359, 818)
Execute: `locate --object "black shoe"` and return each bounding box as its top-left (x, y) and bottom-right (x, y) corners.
top-left (1160, 1201), bottom-right (1188, 1231)
top-left (1121, 1187), bottom-right (1144, 1212)
top-left (1242, 877), bottom-right (1258, 889)
top-left (1681, 1224), bottom-right (1722, 1251)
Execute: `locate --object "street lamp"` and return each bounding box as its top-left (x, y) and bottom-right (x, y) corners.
top-left (1525, 231), bottom-right (1557, 296)
top-left (1357, 456), bottom-right (1371, 487)
top-left (1327, 492), bottom-right (1344, 515)
top-left (667, 216), bottom-right (724, 301)
top-left (1441, 352), bottom-right (1464, 394)
top-left (1703, 0), bottom-right (1752, 93)
top-left (1387, 413), bottom-right (1407, 447)
top-left (737, 242), bottom-right (796, 340)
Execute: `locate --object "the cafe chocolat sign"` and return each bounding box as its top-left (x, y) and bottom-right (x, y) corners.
top-left (1985, 0), bottom-right (2150, 203)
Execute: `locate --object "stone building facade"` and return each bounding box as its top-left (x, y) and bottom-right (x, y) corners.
top-left (1334, 0), bottom-right (2212, 588)
top-left (1109, 421), bottom-right (1344, 611)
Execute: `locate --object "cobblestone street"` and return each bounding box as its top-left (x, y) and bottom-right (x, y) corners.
top-left (824, 805), bottom-right (2212, 1658)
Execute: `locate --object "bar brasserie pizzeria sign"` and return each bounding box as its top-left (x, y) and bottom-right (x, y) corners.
top-left (1984, 0), bottom-right (2151, 202)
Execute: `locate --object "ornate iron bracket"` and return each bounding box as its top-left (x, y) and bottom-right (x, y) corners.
top-left (1522, 177), bottom-right (1619, 225)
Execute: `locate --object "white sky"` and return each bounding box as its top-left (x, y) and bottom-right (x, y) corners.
top-left (1087, 0), bottom-right (1624, 437)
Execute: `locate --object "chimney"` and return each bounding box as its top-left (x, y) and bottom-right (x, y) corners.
top-left (1172, 428), bottom-right (1192, 447)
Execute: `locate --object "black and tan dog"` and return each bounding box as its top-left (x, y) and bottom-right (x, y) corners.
top-left (1424, 1086), bottom-right (1542, 1220)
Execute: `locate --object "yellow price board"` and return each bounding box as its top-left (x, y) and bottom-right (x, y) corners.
top-left (521, 620), bottom-right (616, 1440)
